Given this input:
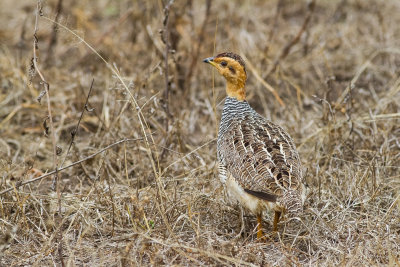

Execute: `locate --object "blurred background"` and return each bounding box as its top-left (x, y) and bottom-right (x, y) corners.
top-left (1, 0), bottom-right (399, 265)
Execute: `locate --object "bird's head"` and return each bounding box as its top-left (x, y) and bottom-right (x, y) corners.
top-left (203, 52), bottom-right (247, 101)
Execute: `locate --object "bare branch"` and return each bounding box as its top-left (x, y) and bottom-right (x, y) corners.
top-left (265, 0), bottom-right (316, 77)
top-left (45, 0), bottom-right (63, 65)
top-left (161, 0), bottom-right (174, 135)
top-left (60, 78), bottom-right (95, 168)
top-left (32, 2), bottom-right (63, 264)
top-left (184, 0), bottom-right (212, 88)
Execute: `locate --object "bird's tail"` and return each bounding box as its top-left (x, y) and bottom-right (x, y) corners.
top-left (281, 189), bottom-right (303, 218)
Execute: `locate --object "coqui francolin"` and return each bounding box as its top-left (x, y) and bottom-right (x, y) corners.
top-left (203, 52), bottom-right (305, 239)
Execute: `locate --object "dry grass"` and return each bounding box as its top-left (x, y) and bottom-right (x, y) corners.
top-left (1, 0), bottom-right (400, 266)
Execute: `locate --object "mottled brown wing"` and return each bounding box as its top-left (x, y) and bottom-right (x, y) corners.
top-left (219, 113), bottom-right (302, 198)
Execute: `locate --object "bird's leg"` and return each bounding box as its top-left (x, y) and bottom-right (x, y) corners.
top-left (257, 214), bottom-right (264, 239)
top-left (235, 206), bottom-right (245, 239)
top-left (273, 211), bottom-right (281, 232)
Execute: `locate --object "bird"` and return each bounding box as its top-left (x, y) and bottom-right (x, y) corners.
top-left (203, 52), bottom-right (304, 239)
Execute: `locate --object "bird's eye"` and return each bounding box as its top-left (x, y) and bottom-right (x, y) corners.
top-left (220, 61), bottom-right (227, 67)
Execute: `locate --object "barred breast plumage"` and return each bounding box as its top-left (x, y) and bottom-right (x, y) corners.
top-left (203, 52), bottom-right (304, 239)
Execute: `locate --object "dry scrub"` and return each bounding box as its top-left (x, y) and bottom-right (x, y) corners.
top-left (1, 0), bottom-right (399, 266)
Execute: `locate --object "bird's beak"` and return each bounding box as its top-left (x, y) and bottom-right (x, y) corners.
top-left (203, 57), bottom-right (216, 67)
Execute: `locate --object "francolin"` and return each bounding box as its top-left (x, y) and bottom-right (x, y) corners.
top-left (204, 52), bottom-right (304, 239)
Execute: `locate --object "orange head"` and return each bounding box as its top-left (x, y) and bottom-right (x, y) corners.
top-left (203, 52), bottom-right (247, 101)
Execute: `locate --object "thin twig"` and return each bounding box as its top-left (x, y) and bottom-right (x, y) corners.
top-left (140, 234), bottom-right (258, 267)
top-left (45, 0), bottom-right (63, 65)
top-left (161, 0), bottom-right (174, 135)
top-left (105, 161), bottom-right (116, 236)
top-left (0, 138), bottom-right (142, 196)
top-left (184, 0), bottom-right (212, 87)
top-left (161, 138), bottom-right (216, 175)
top-left (263, 0), bottom-right (284, 58)
top-left (32, 1), bottom-right (63, 265)
top-left (60, 78), bottom-right (95, 168)
top-left (243, 54), bottom-right (285, 107)
top-left (265, 0), bottom-right (316, 77)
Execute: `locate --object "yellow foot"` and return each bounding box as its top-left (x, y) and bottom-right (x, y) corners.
top-left (273, 211), bottom-right (282, 232)
top-left (257, 214), bottom-right (264, 240)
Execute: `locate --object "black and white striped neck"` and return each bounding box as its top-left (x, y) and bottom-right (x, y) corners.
top-left (222, 97), bottom-right (252, 115)
top-left (219, 97), bottom-right (254, 135)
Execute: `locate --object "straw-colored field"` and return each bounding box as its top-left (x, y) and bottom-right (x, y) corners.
top-left (1, 0), bottom-right (399, 265)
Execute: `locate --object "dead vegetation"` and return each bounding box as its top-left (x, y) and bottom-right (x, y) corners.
top-left (1, 0), bottom-right (399, 266)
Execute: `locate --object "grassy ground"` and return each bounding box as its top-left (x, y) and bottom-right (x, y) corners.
top-left (1, 0), bottom-right (400, 266)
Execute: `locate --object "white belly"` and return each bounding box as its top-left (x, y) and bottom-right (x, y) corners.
top-left (225, 174), bottom-right (277, 215)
